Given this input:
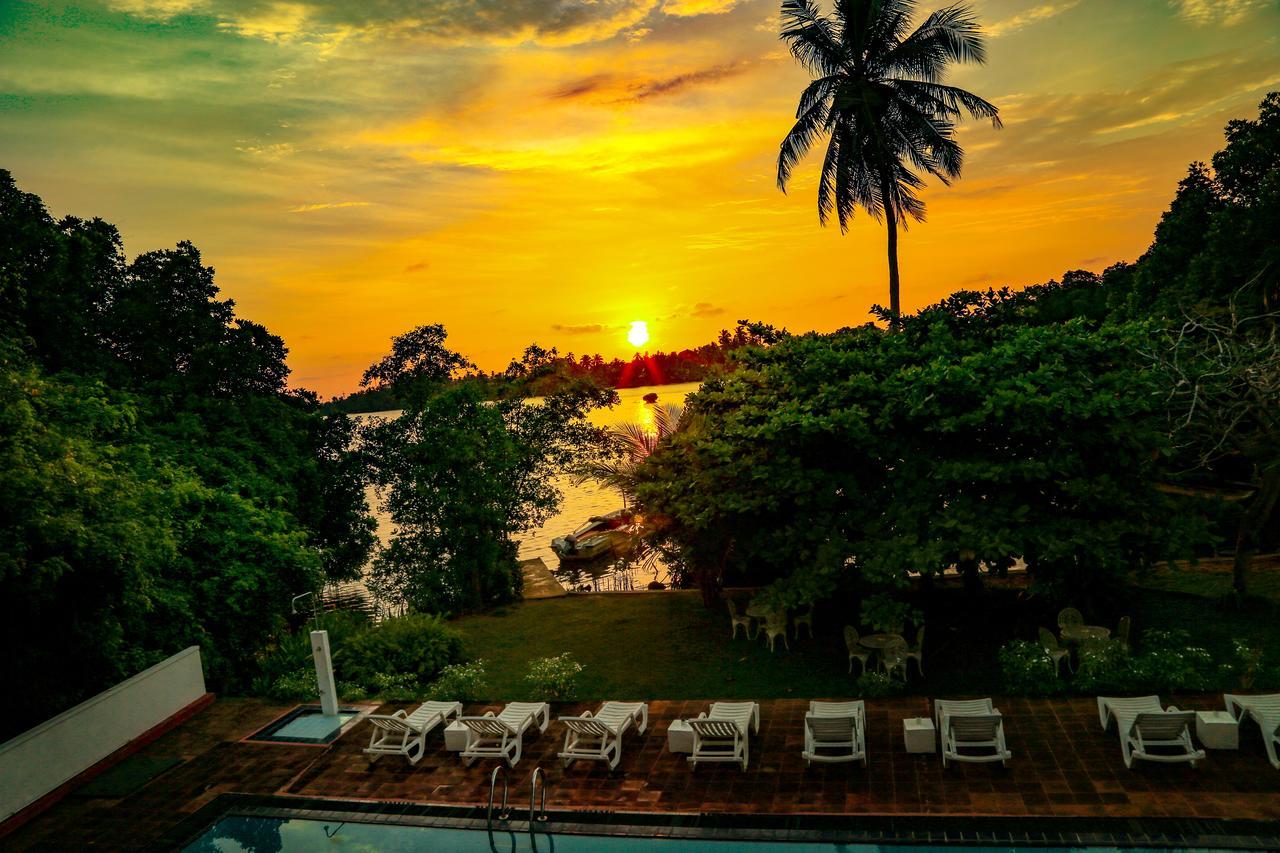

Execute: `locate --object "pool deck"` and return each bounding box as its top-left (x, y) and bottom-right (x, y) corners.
top-left (7, 694), bottom-right (1280, 850)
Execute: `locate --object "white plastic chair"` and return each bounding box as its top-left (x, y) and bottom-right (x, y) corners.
top-left (1097, 696), bottom-right (1204, 769)
top-left (934, 698), bottom-right (1011, 767)
top-left (762, 610), bottom-right (789, 652)
top-left (557, 701), bottom-right (648, 769)
top-left (793, 605), bottom-right (814, 640)
top-left (1038, 627), bottom-right (1070, 675)
top-left (1225, 693), bottom-right (1280, 769)
top-left (903, 625), bottom-right (926, 676)
top-left (844, 626), bottom-right (871, 675)
top-left (688, 701), bottom-right (760, 771)
top-left (363, 700), bottom-right (462, 765)
top-left (880, 636), bottom-right (908, 681)
top-left (726, 599), bottom-right (752, 640)
top-left (458, 702), bottom-right (550, 768)
top-left (802, 700), bottom-right (866, 767)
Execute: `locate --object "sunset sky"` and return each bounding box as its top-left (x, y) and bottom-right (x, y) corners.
top-left (3, 0), bottom-right (1279, 397)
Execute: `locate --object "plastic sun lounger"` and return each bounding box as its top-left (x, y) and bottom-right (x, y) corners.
top-left (934, 698), bottom-right (1010, 767)
top-left (802, 700), bottom-right (866, 766)
top-left (1225, 693), bottom-right (1280, 769)
top-left (458, 702), bottom-right (550, 768)
top-left (363, 700), bottom-right (462, 765)
top-left (1097, 695), bottom-right (1204, 769)
top-left (687, 701), bottom-right (760, 771)
top-left (558, 701), bottom-right (649, 769)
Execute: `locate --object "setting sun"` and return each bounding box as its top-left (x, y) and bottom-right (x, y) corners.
top-left (627, 321), bottom-right (650, 349)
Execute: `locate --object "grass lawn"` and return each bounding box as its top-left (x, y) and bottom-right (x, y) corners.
top-left (450, 585), bottom-right (1280, 701)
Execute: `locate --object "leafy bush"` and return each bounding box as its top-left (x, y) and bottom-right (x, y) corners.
top-left (1074, 629), bottom-right (1218, 694)
top-left (266, 667), bottom-right (317, 701)
top-left (1072, 641), bottom-right (1133, 694)
top-left (854, 671), bottom-right (904, 699)
top-left (426, 660), bottom-right (489, 701)
top-left (337, 613), bottom-right (463, 690)
top-left (524, 653), bottom-right (583, 701)
top-left (368, 672), bottom-right (423, 701)
top-left (998, 640), bottom-right (1063, 696)
top-left (1129, 630), bottom-right (1214, 693)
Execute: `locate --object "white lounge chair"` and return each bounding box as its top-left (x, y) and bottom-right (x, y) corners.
top-left (1097, 695), bottom-right (1204, 769)
top-left (688, 701), bottom-right (760, 771)
top-left (557, 701), bottom-right (648, 769)
top-left (1225, 693), bottom-right (1280, 769)
top-left (458, 702), bottom-right (550, 768)
top-left (802, 700), bottom-right (866, 766)
top-left (363, 700), bottom-right (462, 764)
top-left (934, 698), bottom-right (1010, 767)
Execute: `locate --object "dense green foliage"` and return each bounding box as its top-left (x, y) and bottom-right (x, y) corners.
top-left (0, 171), bottom-right (375, 735)
top-left (636, 93), bottom-right (1280, 609)
top-left (338, 613), bottom-right (463, 688)
top-left (360, 325), bottom-right (615, 614)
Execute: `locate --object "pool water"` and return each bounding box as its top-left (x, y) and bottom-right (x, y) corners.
top-left (186, 816), bottom-right (1235, 852)
top-left (245, 706), bottom-right (360, 744)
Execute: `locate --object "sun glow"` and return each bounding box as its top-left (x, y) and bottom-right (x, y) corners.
top-left (627, 320), bottom-right (650, 349)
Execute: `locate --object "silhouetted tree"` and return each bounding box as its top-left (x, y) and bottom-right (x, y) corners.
top-left (776, 0), bottom-right (1001, 324)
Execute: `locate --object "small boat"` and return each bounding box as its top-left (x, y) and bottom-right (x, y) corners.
top-left (552, 510), bottom-right (634, 562)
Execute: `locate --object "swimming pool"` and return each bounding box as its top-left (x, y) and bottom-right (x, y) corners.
top-left (185, 815), bottom-right (1237, 852)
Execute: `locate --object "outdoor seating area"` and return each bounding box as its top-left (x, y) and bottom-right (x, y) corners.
top-left (11, 692), bottom-right (1280, 851)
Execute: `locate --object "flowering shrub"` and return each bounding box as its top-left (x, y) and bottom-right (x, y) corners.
top-left (369, 672), bottom-right (422, 701)
top-left (998, 640), bottom-right (1063, 696)
top-left (427, 660), bottom-right (489, 701)
top-left (855, 671), bottom-right (904, 699)
top-left (524, 653), bottom-right (584, 701)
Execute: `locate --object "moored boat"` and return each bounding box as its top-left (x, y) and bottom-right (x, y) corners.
top-left (551, 510), bottom-right (634, 562)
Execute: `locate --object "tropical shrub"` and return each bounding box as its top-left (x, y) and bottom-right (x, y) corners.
top-left (368, 672), bottom-right (423, 702)
top-left (426, 660), bottom-right (489, 701)
top-left (998, 640), bottom-right (1063, 696)
top-left (854, 671), bottom-right (904, 699)
top-left (859, 594), bottom-right (921, 635)
top-left (266, 667), bottom-right (318, 701)
top-left (337, 614), bottom-right (463, 690)
top-left (524, 653), bottom-right (583, 701)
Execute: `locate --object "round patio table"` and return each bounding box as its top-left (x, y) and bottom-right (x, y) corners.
top-left (745, 601), bottom-right (781, 638)
top-left (1059, 624), bottom-right (1110, 644)
top-left (859, 633), bottom-right (905, 669)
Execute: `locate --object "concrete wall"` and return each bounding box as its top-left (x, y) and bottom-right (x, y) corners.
top-left (0, 646), bottom-right (206, 822)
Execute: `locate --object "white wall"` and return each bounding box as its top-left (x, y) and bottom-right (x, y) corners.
top-left (0, 646), bottom-right (206, 823)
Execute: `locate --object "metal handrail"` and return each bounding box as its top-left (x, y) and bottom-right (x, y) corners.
top-left (486, 765), bottom-right (512, 853)
top-left (529, 766), bottom-right (548, 823)
top-left (488, 765), bottom-right (510, 824)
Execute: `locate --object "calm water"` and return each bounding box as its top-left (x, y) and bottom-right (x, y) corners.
top-left (354, 382), bottom-right (700, 595)
top-left (189, 815), bottom-right (1226, 852)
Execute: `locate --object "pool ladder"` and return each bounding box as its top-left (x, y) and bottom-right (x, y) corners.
top-left (486, 765), bottom-right (551, 852)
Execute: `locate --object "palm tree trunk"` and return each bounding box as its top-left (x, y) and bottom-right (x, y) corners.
top-left (879, 169), bottom-right (901, 327)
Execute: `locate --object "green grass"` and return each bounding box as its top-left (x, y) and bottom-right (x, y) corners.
top-left (450, 586), bottom-right (1280, 701)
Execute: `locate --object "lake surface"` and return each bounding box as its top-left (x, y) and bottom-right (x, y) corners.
top-left (355, 381), bottom-right (700, 595)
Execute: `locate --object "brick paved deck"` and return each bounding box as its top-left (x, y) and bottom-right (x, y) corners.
top-left (8, 694), bottom-right (1280, 850)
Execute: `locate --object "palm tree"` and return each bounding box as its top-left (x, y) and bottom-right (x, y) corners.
top-left (776, 0), bottom-right (1001, 325)
top-left (574, 403), bottom-right (687, 505)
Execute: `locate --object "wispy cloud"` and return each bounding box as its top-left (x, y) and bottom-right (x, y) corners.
top-left (1171, 0), bottom-right (1270, 26)
top-left (690, 302), bottom-right (725, 317)
top-left (550, 323), bottom-right (606, 334)
top-left (551, 63), bottom-right (749, 104)
top-left (987, 1), bottom-right (1080, 38)
top-left (289, 201), bottom-right (372, 213)
top-left (662, 0), bottom-right (746, 17)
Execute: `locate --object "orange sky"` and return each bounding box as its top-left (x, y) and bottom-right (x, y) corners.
top-left (2, 0), bottom-right (1279, 397)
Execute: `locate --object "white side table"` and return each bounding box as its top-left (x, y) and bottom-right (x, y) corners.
top-left (444, 721), bottom-right (473, 752)
top-left (904, 717), bottom-right (936, 754)
top-left (667, 719), bottom-right (694, 754)
top-left (1195, 711), bottom-right (1239, 749)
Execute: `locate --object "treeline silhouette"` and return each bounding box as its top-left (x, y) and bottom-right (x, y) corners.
top-left (327, 325), bottom-right (773, 413)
